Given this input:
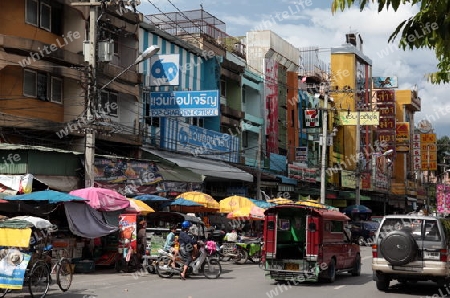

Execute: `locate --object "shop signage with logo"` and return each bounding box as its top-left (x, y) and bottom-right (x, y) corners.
top-left (304, 109), bottom-right (321, 128)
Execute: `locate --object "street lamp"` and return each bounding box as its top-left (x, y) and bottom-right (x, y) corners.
top-left (84, 45), bottom-right (160, 187)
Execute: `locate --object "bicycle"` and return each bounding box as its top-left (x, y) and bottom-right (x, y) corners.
top-left (45, 247), bottom-right (74, 292)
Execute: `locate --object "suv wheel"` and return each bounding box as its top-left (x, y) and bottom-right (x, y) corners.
top-left (376, 278), bottom-right (390, 291)
top-left (380, 230), bottom-right (417, 266)
top-left (351, 254), bottom-right (361, 276)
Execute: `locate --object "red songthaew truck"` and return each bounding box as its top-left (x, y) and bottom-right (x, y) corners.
top-left (262, 205), bottom-right (361, 283)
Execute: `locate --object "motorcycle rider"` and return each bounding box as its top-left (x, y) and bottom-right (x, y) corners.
top-left (178, 220), bottom-right (197, 280)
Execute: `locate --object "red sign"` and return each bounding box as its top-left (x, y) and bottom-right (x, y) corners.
top-left (304, 109), bottom-right (321, 128)
top-left (377, 118), bottom-right (395, 130)
top-left (265, 58), bottom-right (279, 154)
top-left (375, 90), bottom-right (395, 102)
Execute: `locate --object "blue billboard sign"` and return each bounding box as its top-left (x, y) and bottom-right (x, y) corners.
top-left (160, 118), bottom-right (240, 163)
top-left (150, 90), bottom-right (219, 117)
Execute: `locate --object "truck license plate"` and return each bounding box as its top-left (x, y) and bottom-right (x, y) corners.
top-left (285, 263), bottom-right (299, 271)
top-left (424, 251), bottom-right (440, 260)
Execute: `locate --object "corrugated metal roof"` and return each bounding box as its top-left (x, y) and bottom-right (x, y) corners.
top-left (143, 148), bottom-right (253, 182)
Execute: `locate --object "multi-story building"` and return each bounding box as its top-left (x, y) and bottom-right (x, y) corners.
top-left (328, 33), bottom-right (374, 209)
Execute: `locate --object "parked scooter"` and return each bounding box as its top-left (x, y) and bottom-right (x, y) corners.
top-left (155, 240), bottom-right (221, 279)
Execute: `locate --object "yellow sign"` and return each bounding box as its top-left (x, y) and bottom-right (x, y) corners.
top-left (395, 122), bottom-right (409, 142)
top-left (338, 111), bottom-right (380, 126)
top-left (421, 133), bottom-right (437, 143)
top-left (421, 161), bottom-right (437, 171)
top-left (421, 152), bottom-right (437, 162)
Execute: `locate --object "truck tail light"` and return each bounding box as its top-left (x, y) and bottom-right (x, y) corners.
top-left (440, 249), bottom-right (447, 262)
top-left (372, 244), bottom-right (378, 258)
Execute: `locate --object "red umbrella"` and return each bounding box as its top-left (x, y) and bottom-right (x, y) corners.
top-left (0, 199), bottom-right (7, 203)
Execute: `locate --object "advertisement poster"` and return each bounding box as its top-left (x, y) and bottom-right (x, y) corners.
top-left (93, 158), bottom-right (163, 196)
top-left (0, 250), bottom-right (30, 290)
top-left (118, 214), bottom-right (137, 253)
top-left (264, 57), bottom-right (279, 154)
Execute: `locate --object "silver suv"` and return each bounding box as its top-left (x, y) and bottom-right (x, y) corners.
top-left (372, 215), bottom-right (450, 291)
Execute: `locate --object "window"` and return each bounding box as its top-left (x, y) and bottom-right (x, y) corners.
top-left (220, 80), bottom-right (226, 97)
top-left (99, 91), bottom-right (118, 117)
top-left (143, 91), bottom-right (159, 127)
top-left (37, 72), bottom-right (48, 101)
top-left (39, 0), bottom-right (51, 31)
top-left (330, 221), bottom-right (343, 233)
top-left (25, 0), bottom-right (62, 34)
top-left (23, 69), bottom-right (37, 97)
top-left (242, 131), bottom-right (248, 148)
top-left (25, 0), bottom-right (38, 26)
top-left (23, 69), bottom-right (63, 103)
top-left (192, 117), bottom-right (204, 128)
top-left (50, 77), bottom-right (62, 103)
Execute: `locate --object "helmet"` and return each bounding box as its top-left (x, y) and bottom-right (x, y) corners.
top-left (181, 220), bottom-right (192, 229)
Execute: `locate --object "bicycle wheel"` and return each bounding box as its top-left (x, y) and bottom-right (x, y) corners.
top-left (155, 256), bottom-right (175, 278)
top-left (0, 289), bottom-right (11, 298)
top-left (56, 258), bottom-right (73, 292)
top-left (28, 261), bottom-right (50, 298)
top-left (202, 258), bottom-right (221, 279)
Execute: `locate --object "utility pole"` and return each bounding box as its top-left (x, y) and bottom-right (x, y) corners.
top-left (320, 94), bottom-right (328, 204)
top-left (355, 109), bottom-right (361, 205)
top-left (72, 0), bottom-right (100, 187)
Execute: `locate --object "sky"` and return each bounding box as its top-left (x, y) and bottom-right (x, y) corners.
top-left (138, 0), bottom-right (450, 138)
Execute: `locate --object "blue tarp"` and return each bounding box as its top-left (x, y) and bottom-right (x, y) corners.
top-left (276, 175), bottom-right (298, 185)
top-left (4, 190), bottom-right (86, 204)
top-left (250, 199), bottom-right (275, 209)
top-left (134, 194), bottom-right (169, 202)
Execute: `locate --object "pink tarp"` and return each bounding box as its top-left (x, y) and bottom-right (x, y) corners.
top-left (69, 187), bottom-right (130, 212)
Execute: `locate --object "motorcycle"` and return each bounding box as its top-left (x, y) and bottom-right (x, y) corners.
top-left (155, 240), bottom-right (221, 279)
top-left (235, 238), bottom-right (263, 264)
top-left (208, 229), bottom-right (248, 264)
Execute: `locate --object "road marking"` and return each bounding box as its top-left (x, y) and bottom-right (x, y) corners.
top-left (334, 285), bottom-right (345, 290)
top-left (362, 256), bottom-right (371, 261)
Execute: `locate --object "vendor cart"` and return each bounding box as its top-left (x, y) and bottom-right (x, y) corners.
top-left (0, 216), bottom-right (74, 298)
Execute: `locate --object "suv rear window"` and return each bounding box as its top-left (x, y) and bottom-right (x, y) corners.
top-left (379, 218), bottom-right (441, 242)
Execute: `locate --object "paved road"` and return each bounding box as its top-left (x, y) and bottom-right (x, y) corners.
top-left (5, 247), bottom-right (448, 298)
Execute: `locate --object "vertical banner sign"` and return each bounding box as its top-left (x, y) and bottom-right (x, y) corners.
top-left (420, 133), bottom-right (437, 171)
top-left (412, 133), bottom-right (421, 171)
top-left (304, 109), bottom-right (321, 128)
top-left (264, 58), bottom-right (279, 154)
top-left (437, 184), bottom-right (450, 215)
top-left (395, 122), bottom-right (410, 152)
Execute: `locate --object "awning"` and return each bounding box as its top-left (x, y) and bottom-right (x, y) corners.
top-left (147, 155), bottom-right (203, 183)
top-left (34, 175), bottom-right (79, 192)
top-left (142, 148), bottom-right (253, 182)
top-left (276, 175), bottom-right (298, 186)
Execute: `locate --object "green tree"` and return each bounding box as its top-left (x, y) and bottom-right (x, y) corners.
top-left (437, 136), bottom-right (450, 176)
top-left (331, 0), bottom-right (450, 84)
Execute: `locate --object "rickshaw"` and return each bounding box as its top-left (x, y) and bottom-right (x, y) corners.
top-left (0, 216), bottom-right (73, 298)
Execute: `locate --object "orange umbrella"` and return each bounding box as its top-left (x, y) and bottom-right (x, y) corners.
top-left (175, 191), bottom-right (219, 209)
top-left (219, 195), bottom-right (256, 213)
top-left (227, 205), bottom-right (265, 220)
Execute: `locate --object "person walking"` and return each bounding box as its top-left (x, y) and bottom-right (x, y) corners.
top-left (178, 220), bottom-right (197, 280)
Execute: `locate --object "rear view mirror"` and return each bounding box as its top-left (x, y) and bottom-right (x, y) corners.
top-left (309, 222), bottom-right (316, 232)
